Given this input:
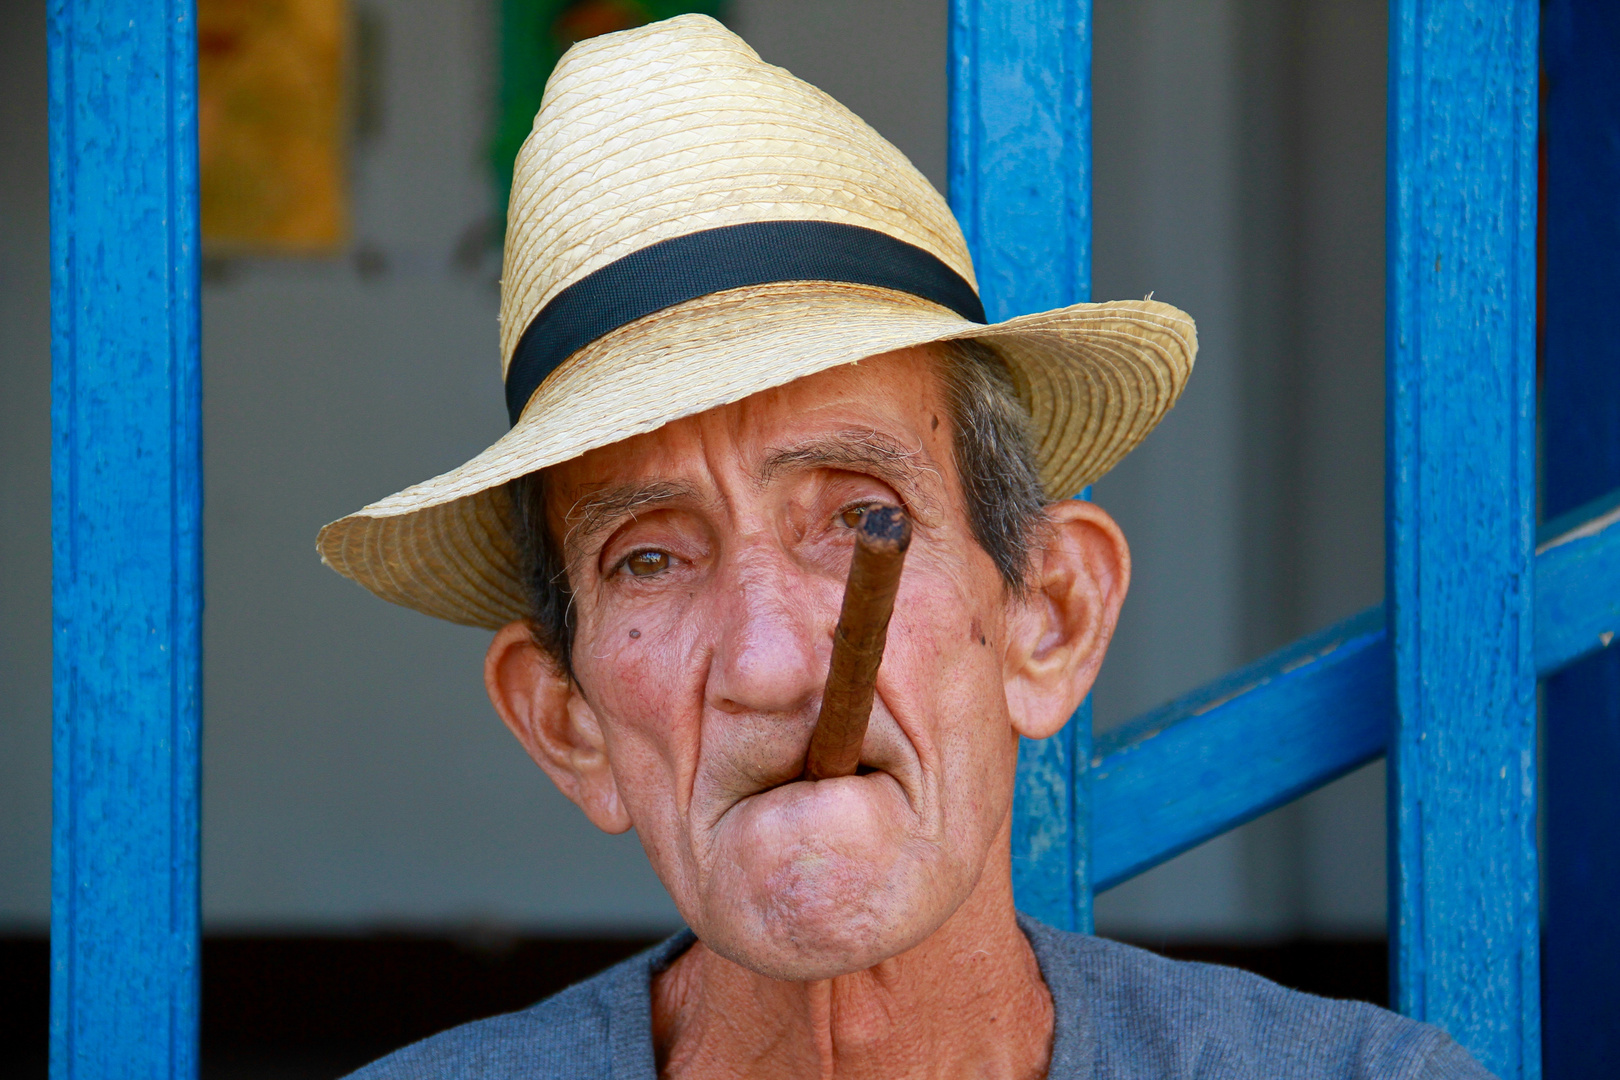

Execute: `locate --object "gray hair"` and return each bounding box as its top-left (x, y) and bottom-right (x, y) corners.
top-left (509, 338), bottom-right (1049, 673)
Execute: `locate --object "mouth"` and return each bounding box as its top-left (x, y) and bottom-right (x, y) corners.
top-left (724, 753), bottom-right (900, 822)
top-left (693, 710), bottom-right (919, 836)
top-left (691, 746), bottom-right (920, 887)
top-left (736, 759), bottom-right (882, 801)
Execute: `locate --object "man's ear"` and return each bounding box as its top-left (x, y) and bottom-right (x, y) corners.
top-left (1003, 500), bottom-right (1131, 740)
top-left (485, 621), bottom-right (633, 834)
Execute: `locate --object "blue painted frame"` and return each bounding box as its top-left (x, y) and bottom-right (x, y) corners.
top-left (949, 0), bottom-right (1093, 934)
top-left (956, 2), bottom-right (1561, 1076)
top-left (1385, 3), bottom-right (1541, 1075)
top-left (48, 0), bottom-right (203, 1077)
top-left (48, 0), bottom-right (1617, 1074)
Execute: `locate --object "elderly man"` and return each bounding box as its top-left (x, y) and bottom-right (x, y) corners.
top-left (319, 15), bottom-right (1491, 1080)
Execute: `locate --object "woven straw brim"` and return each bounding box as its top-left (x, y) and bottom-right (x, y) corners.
top-left (317, 285), bottom-right (1195, 629)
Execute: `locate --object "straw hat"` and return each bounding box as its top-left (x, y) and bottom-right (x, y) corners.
top-left (317, 14), bottom-right (1196, 629)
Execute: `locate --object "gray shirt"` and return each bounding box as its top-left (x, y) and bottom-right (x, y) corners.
top-left (349, 915), bottom-right (1493, 1079)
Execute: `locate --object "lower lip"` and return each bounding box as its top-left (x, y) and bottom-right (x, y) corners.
top-left (728, 769), bottom-right (906, 829)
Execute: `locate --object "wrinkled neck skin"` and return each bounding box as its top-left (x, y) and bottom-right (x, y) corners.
top-left (650, 820), bottom-right (1053, 1080)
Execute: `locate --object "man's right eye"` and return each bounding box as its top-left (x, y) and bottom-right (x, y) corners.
top-left (623, 550), bottom-right (670, 577)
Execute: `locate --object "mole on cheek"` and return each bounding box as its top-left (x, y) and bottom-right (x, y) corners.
top-left (931, 414), bottom-right (940, 431)
top-left (970, 616), bottom-right (985, 646)
top-left (629, 629), bottom-right (641, 639)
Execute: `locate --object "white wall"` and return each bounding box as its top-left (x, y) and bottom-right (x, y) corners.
top-left (0, 0), bottom-right (1389, 938)
top-left (1088, 0), bottom-right (1389, 940)
top-left (1087, 0), bottom-right (1254, 937)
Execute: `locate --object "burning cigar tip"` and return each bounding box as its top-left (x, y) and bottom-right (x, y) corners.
top-left (859, 504), bottom-right (911, 552)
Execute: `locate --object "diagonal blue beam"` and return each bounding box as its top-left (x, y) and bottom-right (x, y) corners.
top-left (1534, 488), bottom-right (1620, 676)
top-left (1091, 487), bottom-right (1620, 894)
top-left (1091, 609), bottom-right (1388, 892)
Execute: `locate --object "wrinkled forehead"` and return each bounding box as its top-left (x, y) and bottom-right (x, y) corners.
top-left (542, 346), bottom-right (959, 527)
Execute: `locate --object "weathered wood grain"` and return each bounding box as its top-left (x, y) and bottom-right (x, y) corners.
top-left (949, 0), bottom-right (1093, 932)
top-left (1385, 0), bottom-right (1541, 1074)
top-left (1540, 4), bottom-right (1620, 1071)
top-left (48, 0), bottom-right (203, 1077)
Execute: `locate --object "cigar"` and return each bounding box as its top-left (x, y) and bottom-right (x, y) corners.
top-left (803, 505), bottom-right (912, 781)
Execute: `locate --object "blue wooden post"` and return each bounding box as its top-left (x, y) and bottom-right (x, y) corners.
top-left (948, 0), bottom-right (1093, 933)
top-left (1541, 2), bottom-right (1620, 1075)
top-left (48, 0), bottom-right (203, 1076)
top-left (1385, 0), bottom-right (1541, 1076)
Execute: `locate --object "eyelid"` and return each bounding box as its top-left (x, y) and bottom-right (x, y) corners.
top-left (837, 479), bottom-right (908, 513)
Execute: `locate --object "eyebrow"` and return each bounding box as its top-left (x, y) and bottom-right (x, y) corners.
top-left (560, 479), bottom-right (700, 554)
top-left (760, 429), bottom-right (939, 506)
top-left (558, 430), bottom-right (943, 557)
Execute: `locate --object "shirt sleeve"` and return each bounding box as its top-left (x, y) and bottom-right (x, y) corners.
top-left (1410, 1034), bottom-right (1499, 1080)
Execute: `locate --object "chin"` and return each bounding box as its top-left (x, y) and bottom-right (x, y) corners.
top-left (704, 874), bottom-right (941, 982)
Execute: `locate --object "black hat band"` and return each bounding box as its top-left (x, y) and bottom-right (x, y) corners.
top-left (503, 219), bottom-right (986, 426)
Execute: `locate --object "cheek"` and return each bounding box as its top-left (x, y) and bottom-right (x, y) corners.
top-left (884, 558), bottom-right (1017, 785)
top-left (571, 595), bottom-right (708, 800)
top-left (576, 577), bottom-right (700, 688)
top-left (570, 596), bottom-right (723, 908)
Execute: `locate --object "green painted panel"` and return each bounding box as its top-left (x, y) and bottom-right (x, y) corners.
top-left (496, 0), bottom-right (725, 214)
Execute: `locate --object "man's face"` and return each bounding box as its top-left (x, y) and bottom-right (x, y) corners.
top-left (491, 348), bottom-right (1126, 980)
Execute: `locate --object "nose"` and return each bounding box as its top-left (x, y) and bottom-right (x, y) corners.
top-left (705, 543), bottom-right (828, 719)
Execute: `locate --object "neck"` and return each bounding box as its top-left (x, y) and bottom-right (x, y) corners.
top-left (650, 829), bottom-right (1053, 1080)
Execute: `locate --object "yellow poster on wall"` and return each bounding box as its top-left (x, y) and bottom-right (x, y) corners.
top-left (199, 0), bottom-right (348, 253)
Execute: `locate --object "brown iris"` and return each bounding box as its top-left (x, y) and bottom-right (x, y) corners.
top-left (625, 550), bottom-right (668, 576)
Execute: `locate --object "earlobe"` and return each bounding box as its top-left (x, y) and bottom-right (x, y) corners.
top-left (1004, 501), bottom-right (1131, 740)
top-left (485, 621), bottom-right (633, 834)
